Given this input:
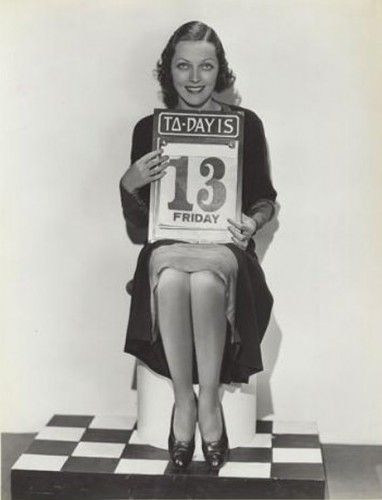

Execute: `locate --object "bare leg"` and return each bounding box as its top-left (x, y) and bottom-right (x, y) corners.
top-left (190, 271), bottom-right (227, 441)
top-left (156, 268), bottom-right (196, 441)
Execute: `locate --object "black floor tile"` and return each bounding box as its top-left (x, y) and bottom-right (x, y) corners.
top-left (272, 433), bottom-right (320, 448)
top-left (121, 443), bottom-right (169, 460)
top-left (62, 456), bottom-right (119, 473)
top-left (47, 415), bottom-right (94, 428)
top-left (229, 447), bottom-right (272, 462)
top-left (81, 428), bottom-right (133, 444)
top-left (26, 439), bottom-right (77, 455)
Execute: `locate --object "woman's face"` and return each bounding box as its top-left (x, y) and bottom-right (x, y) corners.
top-left (171, 40), bottom-right (219, 110)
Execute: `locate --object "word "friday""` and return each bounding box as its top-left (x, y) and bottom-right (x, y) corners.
top-left (173, 212), bottom-right (220, 224)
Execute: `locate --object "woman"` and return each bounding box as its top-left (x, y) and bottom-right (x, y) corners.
top-left (120, 21), bottom-right (277, 470)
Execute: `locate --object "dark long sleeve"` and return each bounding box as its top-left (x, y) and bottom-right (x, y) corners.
top-left (235, 107), bottom-right (277, 230)
top-left (239, 108), bottom-right (277, 213)
top-left (119, 180), bottom-right (149, 228)
top-left (248, 199), bottom-right (276, 231)
top-left (119, 115), bottom-right (153, 229)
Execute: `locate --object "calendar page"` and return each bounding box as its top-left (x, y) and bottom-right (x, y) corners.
top-left (148, 109), bottom-right (244, 243)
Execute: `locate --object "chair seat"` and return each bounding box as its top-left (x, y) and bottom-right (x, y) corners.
top-left (126, 279), bottom-right (134, 295)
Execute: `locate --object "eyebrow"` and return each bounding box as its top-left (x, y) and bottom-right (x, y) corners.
top-left (175, 57), bottom-right (216, 63)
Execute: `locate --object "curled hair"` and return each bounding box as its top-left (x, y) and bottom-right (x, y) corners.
top-left (156, 21), bottom-right (235, 108)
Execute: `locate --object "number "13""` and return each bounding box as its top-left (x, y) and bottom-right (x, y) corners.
top-left (167, 156), bottom-right (227, 213)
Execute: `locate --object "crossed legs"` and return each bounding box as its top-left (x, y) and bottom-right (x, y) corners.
top-left (156, 268), bottom-right (226, 441)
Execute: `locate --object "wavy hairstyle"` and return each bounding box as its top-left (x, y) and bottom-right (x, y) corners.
top-left (156, 21), bottom-right (235, 108)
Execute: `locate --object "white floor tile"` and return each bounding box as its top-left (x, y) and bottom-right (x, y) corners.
top-left (273, 447), bottom-right (322, 463)
top-left (72, 441), bottom-right (125, 458)
top-left (115, 459), bottom-right (168, 475)
top-left (193, 445), bottom-right (205, 462)
top-left (272, 421), bottom-right (318, 435)
top-left (36, 426), bottom-right (85, 442)
top-left (219, 461), bottom-right (271, 478)
top-left (124, 430), bottom-right (170, 449)
top-left (12, 454), bottom-right (68, 471)
top-left (242, 433), bottom-right (272, 448)
top-left (89, 415), bottom-right (136, 430)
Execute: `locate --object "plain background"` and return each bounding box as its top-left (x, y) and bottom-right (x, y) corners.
top-left (1, 0), bottom-right (381, 445)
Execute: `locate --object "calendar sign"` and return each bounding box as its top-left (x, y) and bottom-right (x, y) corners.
top-left (148, 109), bottom-right (244, 243)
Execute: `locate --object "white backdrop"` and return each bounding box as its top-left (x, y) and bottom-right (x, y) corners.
top-left (1, 0), bottom-right (381, 444)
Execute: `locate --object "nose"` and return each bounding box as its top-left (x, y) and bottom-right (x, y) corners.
top-left (189, 66), bottom-right (201, 83)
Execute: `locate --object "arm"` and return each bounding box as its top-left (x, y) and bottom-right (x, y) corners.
top-left (243, 110), bottom-right (277, 230)
top-left (119, 116), bottom-right (168, 232)
top-left (247, 198), bottom-right (276, 232)
top-left (119, 176), bottom-right (149, 229)
top-left (228, 109), bottom-right (277, 249)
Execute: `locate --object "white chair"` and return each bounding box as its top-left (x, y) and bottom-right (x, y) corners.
top-left (136, 361), bottom-right (257, 449)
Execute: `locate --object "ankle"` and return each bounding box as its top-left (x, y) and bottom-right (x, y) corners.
top-left (199, 409), bottom-right (223, 442)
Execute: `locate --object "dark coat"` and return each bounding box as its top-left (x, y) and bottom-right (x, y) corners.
top-left (120, 105), bottom-right (277, 384)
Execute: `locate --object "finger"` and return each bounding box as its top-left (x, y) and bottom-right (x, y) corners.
top-left (233, 237), bottom-right (247, 250)
top-left (231, 236), bottom-right (247, 250)
top-left (227, 218), bottom-right (245, 232)
top-left (227, 225), bottom-right (243, 239)
top-left (150, 171), bottom-right (167, 182)
top-left (150, 159), bottom-right (169, 171)
top-left (228, 225), bottom-right (246, 241)
top-left (231, 220), bottom-right (256, 238)
top-left (228, 215), bottom-right (256, 236)
top-left (140, 148), bottom-right (163, 162)
top-left (227, 225), bottom-right (239, 236)
top-left (146, 155), bottom-right (169, 169)
top-left (149, 162), bottom-right (169, 176)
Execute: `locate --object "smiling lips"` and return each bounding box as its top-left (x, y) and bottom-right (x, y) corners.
top-left (185, 85), bottom-right (205, 94)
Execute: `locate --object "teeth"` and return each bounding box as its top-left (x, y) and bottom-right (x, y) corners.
top-left (186, 86), bottom-right (204, 93)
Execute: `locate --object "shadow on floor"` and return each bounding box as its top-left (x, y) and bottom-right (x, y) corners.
top-left (322, 444), bottom-right (382, 499)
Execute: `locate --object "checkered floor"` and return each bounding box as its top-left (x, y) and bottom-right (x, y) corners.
top-left (12, 415), bottom-right (325, 482)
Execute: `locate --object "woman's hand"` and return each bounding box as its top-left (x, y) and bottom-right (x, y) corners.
top-left (121, 148), bottom-right (169, 193)
top-left (227, 214), bottom-right (257, 251)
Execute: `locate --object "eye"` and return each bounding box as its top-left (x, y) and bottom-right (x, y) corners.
top-left (201, 62), bottom-right (214, 70)
top-left (176, 62), bottom-right (189, 70)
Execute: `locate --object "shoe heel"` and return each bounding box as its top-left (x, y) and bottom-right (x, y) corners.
top-left (201, 403), bottom-right (229, 471)
top-left (168, 394), bottom-right (197, 470)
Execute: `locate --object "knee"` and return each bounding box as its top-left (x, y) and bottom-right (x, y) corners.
top-left (157, 268), bottom-right (189, 294)
top-left (190, 271), bottom-right (225, 295)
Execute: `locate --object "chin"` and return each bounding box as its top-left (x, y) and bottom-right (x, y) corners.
top-left (179, 92), bottom-right (213, 109)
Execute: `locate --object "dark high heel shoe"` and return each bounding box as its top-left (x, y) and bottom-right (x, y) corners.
top-left (168, 394), bottom-right (197, 470)
top-left (201, 403), bottom-right (229, 471)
